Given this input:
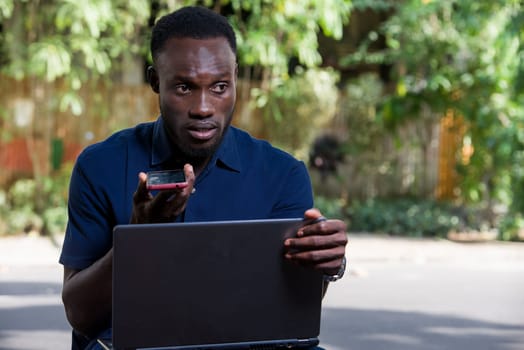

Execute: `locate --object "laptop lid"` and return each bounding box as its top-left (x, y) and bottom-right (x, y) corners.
top-left (112, 218), bottom-right (323, 350)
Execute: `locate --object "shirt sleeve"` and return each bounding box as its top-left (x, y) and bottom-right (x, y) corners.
top-left (269, 160), bottom-right (313, 219)
top-left (59, 154), bottom-right (114, 270)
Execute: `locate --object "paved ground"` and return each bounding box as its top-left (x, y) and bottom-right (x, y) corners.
top-left (0, 233), bottom-right (523, 350)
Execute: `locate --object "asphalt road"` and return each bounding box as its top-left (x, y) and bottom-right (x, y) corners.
top-left (1, 234), bottom-right (523, 350)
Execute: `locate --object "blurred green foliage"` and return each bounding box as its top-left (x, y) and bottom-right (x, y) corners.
top-left (0, 164), bottom-right (71, 236)
top-left (498, 214), bottom-right (524, 241)
top-left (346, 198), bottom-right (483, 238)
top-left (0, 0), bottom-right (151, 114)
top-left (339, 0), bottom-right (524, 239)
top-left (257, 67), bottom-right (340, 159)
top-left (1, 0), bottom-right (522, 240)
top-left (314, 195), bottom-right (345, 220)
top-left (0, 0), bottom-right (352, 235)
top-left (315, 194), bottom-right (491, 238)
top-left (0, 0), bottom-right (351, 118)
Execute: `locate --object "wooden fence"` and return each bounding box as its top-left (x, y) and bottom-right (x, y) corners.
top-left (0, 76), bottom-right (159, 186)
top-left (0, 76), bottom-right (464, 200)
top-left (436, 110), bottom-right (466, 200)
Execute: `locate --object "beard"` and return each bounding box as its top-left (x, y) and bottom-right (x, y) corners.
top-left (162, 111), bottom-right (234, 165)
top-left (176, 135), bottom-right (223, 161)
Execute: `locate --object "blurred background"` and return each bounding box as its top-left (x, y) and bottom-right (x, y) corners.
top-left (1, 1), bottom-right (524, 350)
top-left (0, 0), bottom-right (523, 241)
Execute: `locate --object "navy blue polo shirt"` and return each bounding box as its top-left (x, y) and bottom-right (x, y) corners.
top-left (59, 117), bottom-right (313, 270)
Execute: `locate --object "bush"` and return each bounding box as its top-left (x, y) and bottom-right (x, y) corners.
top-left (498, 214), bottom-right (524, 241)
top-left (0, 164), bottom-right (72, 236)
top-left (42, 206), bottom-right (68, 236)
top-left (345, 197), bottom-right (481, 238)
top-left (5, 208), bottom-right (43, 234)
top-left (314, 195), bottom-right (345, 220)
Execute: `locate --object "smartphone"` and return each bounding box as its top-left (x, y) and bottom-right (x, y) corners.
top-left (146, 170), bottom-right (188, 190)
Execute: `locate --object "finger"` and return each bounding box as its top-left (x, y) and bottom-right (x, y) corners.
top-left (151, 164), bottom-right (195, 218)
top-left (157, 163), bottom-right (195, 204)
top-left (286, 246), bottom-right (346, 270)
top-left (133, 172), bottom-right (151, 203)
top-left (298, 219), bottom-right (347, 237)
top-left (297, 256), bottom-right (346, 273)
top-left (155, 188), bottom-right (183, 202)
top-left (303, 208), bottom-right (322, 222)
top-left (286, 246), bottom-right (346, 263)
top-left (178, 163), bottom-right (196, 198)
top-left (285, 231), bottom-right (348, 251)
top-left (148, 189), bottom-right (185, 217)
top-left (302, 215), bottom-right (326, 227)
top-left (156, 164), bottom-right (196, 202)
top-left (184, 163), bottom-right (195, 187)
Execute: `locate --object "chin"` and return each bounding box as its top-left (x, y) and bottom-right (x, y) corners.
top-left (177, 125), bottom-right (230, 160)
top-left (182, 143), bottom-right (219, 160)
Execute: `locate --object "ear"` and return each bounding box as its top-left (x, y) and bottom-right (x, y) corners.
top-left (147, 66), bottom-right (159, 93)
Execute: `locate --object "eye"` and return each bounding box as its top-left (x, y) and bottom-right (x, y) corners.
top-left (211, 83), bottom-right (228, 94)
top-left (175, 84), bottom-right (191, 95)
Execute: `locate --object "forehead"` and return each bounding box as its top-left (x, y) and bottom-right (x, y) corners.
top-left (155, 37), bottom-right (236, 76)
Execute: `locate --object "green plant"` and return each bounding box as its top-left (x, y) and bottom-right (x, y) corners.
top-left (343, 0), bottom-right (524, 223)
top-left (42, 206), bottom-right (68, 236)
top-left (314, 195), bottom-right (345, 220)
top-left (5, 208), bottom-right (43, 235)
top-left (4, 180), bottom-right (41, 234)
top-left (498, 213), bottom-right (524, 241)
top-left (345, 197), bottom-right (481, 238)
top-left (257, 67), bottom-right (340, 159)
top-left (1, 0), bottom-right (354, 205)
top-left (0, 1), bottom-right (151, 224)
top-left (1, 163), bottom-right (72, 236)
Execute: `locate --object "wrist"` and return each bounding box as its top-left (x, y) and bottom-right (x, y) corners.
top-left (323, 256), bottom-right (346, 282)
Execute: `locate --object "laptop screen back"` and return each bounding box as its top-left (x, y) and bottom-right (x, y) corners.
top-left (112, 218), bottom-right (323, 349)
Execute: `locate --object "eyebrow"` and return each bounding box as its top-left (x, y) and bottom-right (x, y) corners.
top-left (168, 70), bottom-right (234, 84)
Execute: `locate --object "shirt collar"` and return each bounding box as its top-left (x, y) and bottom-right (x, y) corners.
top-left (212, 126), bottom-right (242, 173)
top-left (151, 116), bottom-right (242, 173)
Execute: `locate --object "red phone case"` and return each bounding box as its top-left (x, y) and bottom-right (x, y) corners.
top-left (146, 182), bottom-right (188, 190)
top-left (146, 170), bottom-right (188, 191)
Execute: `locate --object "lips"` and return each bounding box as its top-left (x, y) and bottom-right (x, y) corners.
top-left (187, 123), bottom-right (218, 141)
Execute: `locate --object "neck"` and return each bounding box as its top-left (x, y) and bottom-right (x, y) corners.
top-left (165, 154), bottom-right (211, 178)
top-left (190, 157), bottom-right (212, 178)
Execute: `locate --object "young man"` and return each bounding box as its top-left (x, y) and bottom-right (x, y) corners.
top-left (60, 6), bottom-right (347, 350)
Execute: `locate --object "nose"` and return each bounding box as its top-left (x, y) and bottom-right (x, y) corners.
top-left (189, 91), bottom-right (215, 118)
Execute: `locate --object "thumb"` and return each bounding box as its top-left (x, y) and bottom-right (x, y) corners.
top-left (303, 208), bottom-right (323, 221)
top-left (133, 172), bottom-right (150, 202)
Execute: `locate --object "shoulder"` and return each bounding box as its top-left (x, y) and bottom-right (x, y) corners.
top-left (226, 128), bottom-right (312, 217)
top-left (76, 121), bottom-right (154, 166)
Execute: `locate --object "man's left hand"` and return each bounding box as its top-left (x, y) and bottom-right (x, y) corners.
top-left (284, 208), bottom-right (348, 277)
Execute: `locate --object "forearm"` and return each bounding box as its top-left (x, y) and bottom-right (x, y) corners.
top-left (62, 249), bottom-right (113, 338)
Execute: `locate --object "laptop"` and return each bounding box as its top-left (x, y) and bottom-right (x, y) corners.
top-left (111, 218), bottom-right (324, 350)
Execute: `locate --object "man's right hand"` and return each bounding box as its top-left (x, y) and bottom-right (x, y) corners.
top-left (130, 163), bottom-right (196, 224)
top-left (62, 164), bottom-right (196, 338)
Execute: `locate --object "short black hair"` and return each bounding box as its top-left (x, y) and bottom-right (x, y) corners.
top-left (150, 6), bottom-right (237, 62)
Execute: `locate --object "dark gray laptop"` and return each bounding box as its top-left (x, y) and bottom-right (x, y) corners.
top-left (111, 218), bottom-right (323, 350)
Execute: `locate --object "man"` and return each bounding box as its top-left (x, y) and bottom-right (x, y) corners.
top-left (60, 6), bottom-right (347, 350)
